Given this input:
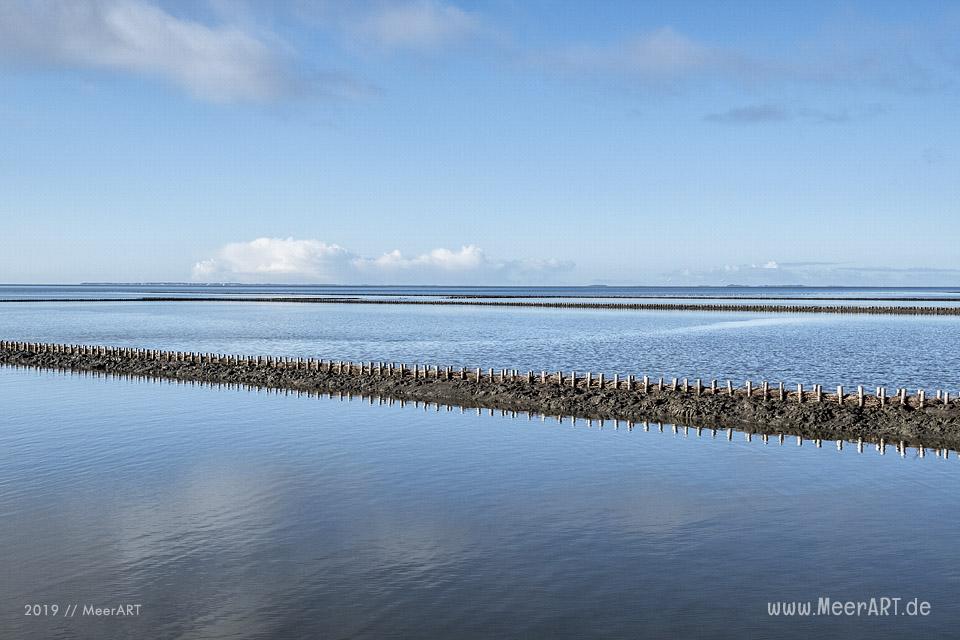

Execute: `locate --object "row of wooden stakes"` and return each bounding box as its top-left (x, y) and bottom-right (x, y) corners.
top-left (8, 360), bottom-right (959, 460)
top-left (2, 340), bottom-right (954, 409)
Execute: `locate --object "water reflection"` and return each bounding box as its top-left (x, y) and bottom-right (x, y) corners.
top-left (3, 366), bottom-right (960, 640)
top-left (4, 363), bottom-right (954, 463)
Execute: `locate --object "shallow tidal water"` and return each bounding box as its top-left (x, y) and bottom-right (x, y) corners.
top-left (2, 366), bottom-right (960, 639)
top-left (2, 298), bottom-right (960, 391)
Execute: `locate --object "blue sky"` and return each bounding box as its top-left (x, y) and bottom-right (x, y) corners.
top-left (1, 0), bottom-right (958, 285)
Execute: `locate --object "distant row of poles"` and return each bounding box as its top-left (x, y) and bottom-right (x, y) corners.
top-left (4, 296), bottom-right (960, 316)
top-left (2, 340), bottom-right (955, 410)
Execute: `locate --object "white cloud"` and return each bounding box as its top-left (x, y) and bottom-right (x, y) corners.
top-left (192, 238), bottom-right (354, 280)
top-left (192, 237), bottom-right (573, 284)
top-left (358, 245), bottom-right (486, 271)
top-left (536, 27), bottom-right (732, 86)
top-left (349, 1), bottom-right (483, 52)
top-left (548, 28), bottom-right (713, 77)
top-left (619, 28), bottom-right (712, 76)
top-left (0, 0), bottom-right (302, 102)
top-left (536, 23), bottom-right (959, 95)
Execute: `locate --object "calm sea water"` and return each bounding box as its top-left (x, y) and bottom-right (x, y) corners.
top-left (3, 284), bottom-right (960, 306)
top-left (2, 297), bottom-right (959, 390)
top-left (4, 286), bottom-right (960, 638)
top-left (2, 366), bottom-right (959, 639)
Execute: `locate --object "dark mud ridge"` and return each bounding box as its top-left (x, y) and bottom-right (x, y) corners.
top-left (4, 297), bottom-right (960, 316)
top-left (4, 341), bottom-right (960, 450)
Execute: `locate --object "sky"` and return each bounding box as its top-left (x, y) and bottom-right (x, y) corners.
top-left (1, 0), bottom-right (958, 286)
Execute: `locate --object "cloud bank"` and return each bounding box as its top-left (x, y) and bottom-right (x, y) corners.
top-left (291, 0), bottom-right (487, 54)
top-left (192, 237), bottom-right (573, 284)
top-left (4, 2), bottom-right (955, 111)
top-left (540, 28), bottom-right (715, 80)
top-left (0, 0), bottom-right (310, 102)
top-left (536, 23), bottom-right (959, 95)
top-left (351, 0), bottom-right (482, 52)
top-left (0, 0), bottom-right (488, 101)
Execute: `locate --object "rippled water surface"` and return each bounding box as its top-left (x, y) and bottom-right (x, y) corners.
top-left (4, 286), bottom-right (960, 638)
top-left (3, 298), bottom-right (960, 390)
top-left (2, 367), bottom-right (959, 639)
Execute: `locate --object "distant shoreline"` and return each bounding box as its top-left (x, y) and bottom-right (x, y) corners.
top-left (4, 283), bottom-right (959, 295)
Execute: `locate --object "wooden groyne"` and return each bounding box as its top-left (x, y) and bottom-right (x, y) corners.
top-left (445, 294), bottom-right (960, 302)
top-left (3, 340), bottom-right (960, 449)
top-left (3, 297), bottom-right (960, 316)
